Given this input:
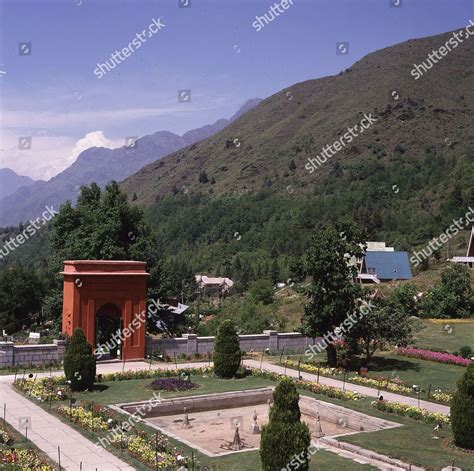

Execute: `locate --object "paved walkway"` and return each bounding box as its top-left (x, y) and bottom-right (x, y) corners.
top-left (0, 380), bottom-right (134, 470)
top-left (243, 359), bottom-right (450, 415)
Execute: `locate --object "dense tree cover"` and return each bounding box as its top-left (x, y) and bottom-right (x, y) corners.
top-left (420, 264), bottom-right (473, 318)
top-left (0, 266), bottom-right (45, 334)
top-left (451, 363), bottom-right (474, 450)
top-left (213, 320), bottom-right (241, 378)
top-left (63, 327), bottom-right (96, 391)
top-left (260, 378), bottom-right (311, 471)
top-left (299, 222), bottom-right (366, 366)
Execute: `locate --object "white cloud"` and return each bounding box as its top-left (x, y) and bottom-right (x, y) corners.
top-left (68, 131), bottom-right (121, 166)
top-left (0, 130), bottom-right (121, 181)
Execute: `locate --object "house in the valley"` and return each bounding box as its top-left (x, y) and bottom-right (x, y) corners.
top-left (450, 227), bottom-right (474, 268)
top-left (195, 275), bottom-right (234, 296)
top-left (355, 242), bottom-right (412, 284)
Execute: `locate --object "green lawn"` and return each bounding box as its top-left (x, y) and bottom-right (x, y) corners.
top-left (413, 319), bottom-right (474, 353)
top-left (72, 374), bottom-right (273, 404)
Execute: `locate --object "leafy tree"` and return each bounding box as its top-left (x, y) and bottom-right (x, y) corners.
top-left (260, 378), bottom-right (311, 471)
top-left (0, 267), bottom-right (44, 334)
top-left (347, 299), bottom-right (413, 362)
top-left (300, 222), bottom-right (366, 366)
top-left (213, 320), bottom-right (241, 378)
top-left (419, 264), bottom-right (472, 318)
top-left (451, 363), bottom-right (474, 450)
top-left (44, 182), bottom-right (158, 324)
top-left (248, 279), bottom-right (274, 305)
top-left (198, 171), bottom-right (209, 183)
top-left (389, 284), bottom-right (419, 317)
top-left (63, 327), bottom-right (96, 391)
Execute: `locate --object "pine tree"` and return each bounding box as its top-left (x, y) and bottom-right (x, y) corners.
top-left (451, 363), bottom-right (474, 449)
top-left (63, 327), bottom-right (96, 391)
top-left (213, 320), bottom-right (241, 378)
top-left (260, 378), bottom-right (311, 470)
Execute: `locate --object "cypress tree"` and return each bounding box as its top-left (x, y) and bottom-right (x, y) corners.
top-left (213, 320), bottom-right (241, 378)
top-left (63, 328), bottom-right (96, 391)
top-left (451, 363), bottom-right (474, 450)
top-left (260, 378), bottom-right (312, 470)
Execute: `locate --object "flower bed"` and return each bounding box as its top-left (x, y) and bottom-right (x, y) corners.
top-left (250, 369), bottom-right (361, 401)
top-left (371, 399), bottom-right (450, 425)
top-left (147, 378), bottom-right (198, 392)
top-left (13, 377), bottom-right (68, 402)
top-left (349, 375), bottom-right (413, 395)
top-left (98, 366), bottom-right (213, 382)
top-left (111, 431), bottom-right (193, 469)
top-left (396, 347), bottom-right (471, 367)
top-left (285, 360), bottom-right (344, 377)
top-left (57, 403), bottom-right (110, 431)
top-left (0, 449), bottom-right (55, 470)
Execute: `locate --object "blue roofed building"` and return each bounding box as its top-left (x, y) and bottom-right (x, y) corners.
top-left (356, 243), bottom-right (412, 283)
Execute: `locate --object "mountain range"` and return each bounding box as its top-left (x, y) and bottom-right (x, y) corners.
top-left (0, 99), bottom-right (261, 227)
top-left (0, 168), bottom-right (36, 201)
top-left (120, 29), bottom-right (473, 204)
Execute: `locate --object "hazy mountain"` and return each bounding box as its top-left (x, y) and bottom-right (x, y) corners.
top-left (0, 168), bottom-right (36, 200)
top-left (0, 99), bottom-right (261, 226)
top-left (120, 29), bottom-right (473, 204)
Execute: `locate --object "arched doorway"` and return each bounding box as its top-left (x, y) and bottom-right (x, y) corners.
top-left (96, 303), bottom-right (122, 360)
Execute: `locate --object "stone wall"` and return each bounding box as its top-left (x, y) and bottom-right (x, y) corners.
top-left (146, 331), bottom-right (320, 356)
top-left (0, 340), bottom-right (66, 368)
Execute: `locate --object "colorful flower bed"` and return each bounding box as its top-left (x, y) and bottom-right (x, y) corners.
top-left (98, 366), bottom-right (213, 382)
top-left (147, 378), bottom-right (198, 392)
top-left (396, 347), bottom-right (471, 367)
top-left (349, 375), bottom-right (413, 395)
top-left (251, 369), bottom-right (361, 401)
top-left (371, 399), bottom-right (450, 425)
top-left (0, 449), bottom-right (55, 470)
top-left (57, 400), bottom-right (116, 431)
top-left (111, 431), bottom-right (193, 469)
top-left (285, 360), bottom-right (344, 377)
top-left (13, 377), bottom-right (68, 402)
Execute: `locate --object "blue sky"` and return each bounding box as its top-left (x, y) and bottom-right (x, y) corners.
top-left (0, 0), bottom-right (472, 179)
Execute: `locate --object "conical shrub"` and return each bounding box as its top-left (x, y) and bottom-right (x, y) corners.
top-left (213, 320), bottom-right (241, 378)
top-left (63, 328), bottom-right (96, 391)
top-left (451, 363), bottom-right (474, 449)
top-left (260, 378), bottom-right (311, 470)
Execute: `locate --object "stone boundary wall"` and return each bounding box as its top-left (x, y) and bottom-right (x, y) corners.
top-left (0, 340), bottom-right (66, 368)
top-left (146, 331), bottom-right (320, 356)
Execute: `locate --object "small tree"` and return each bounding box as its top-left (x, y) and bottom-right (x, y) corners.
top-left (213, 320), bottom-right (241, 378)
top-left (451, 363), bottom-right (474, 450)
top-left (63, 328), bottom-right (96, 391)
top-left (347, 299), bottom-right (413, 363)
top-left (260, 378), bottom-right (311, 471)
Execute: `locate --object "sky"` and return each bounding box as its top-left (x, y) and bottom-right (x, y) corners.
top-left (0, 0), bottom-right (472, 180)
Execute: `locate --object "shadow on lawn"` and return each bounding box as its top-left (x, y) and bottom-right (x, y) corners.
top-left (345, 355), bottom-right (421, 373)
